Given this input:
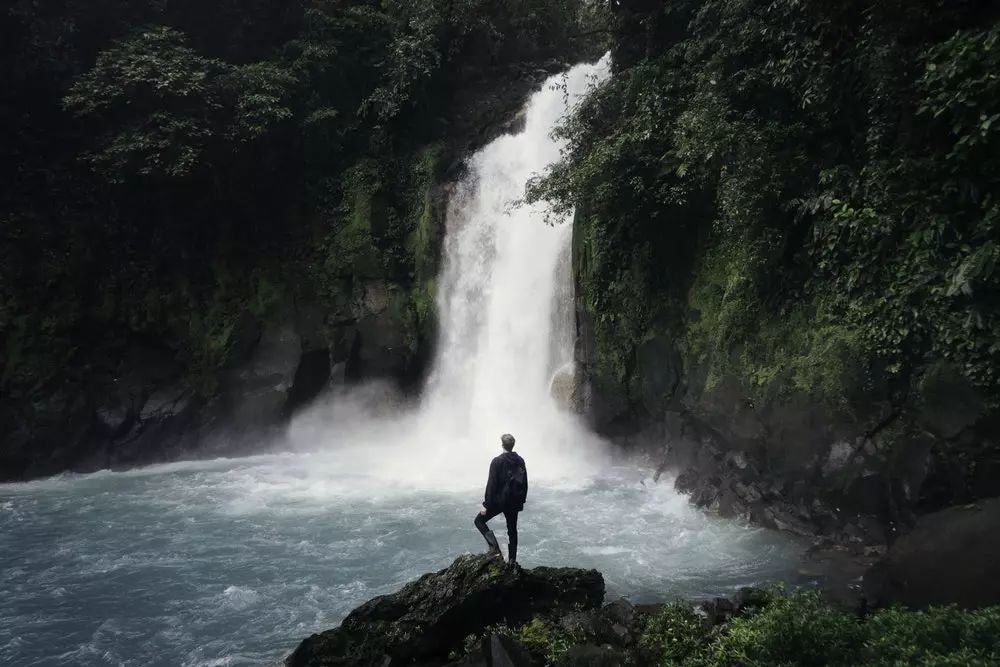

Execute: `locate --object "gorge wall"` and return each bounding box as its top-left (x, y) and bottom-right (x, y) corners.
top-left (542, 0), bottom-right (1000, 546)
top-left (0, 1), bottom-right (606, 481)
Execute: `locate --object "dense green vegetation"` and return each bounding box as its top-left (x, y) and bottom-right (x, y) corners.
top-left (455, 589), bottom-right (1000, 666)
top-left (455, 616), bottom-right (584, 664)
top-left (528, 0), bottom-right (1000, 414)
top-left (640, 591), bottom-right (1000, 667)
top-left (1, 0), bottom-right (600, 410)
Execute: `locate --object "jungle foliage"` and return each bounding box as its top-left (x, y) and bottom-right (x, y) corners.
top-left (640, 590), bottom-right (1000, 667)
top-left (527, 0), bottom-right (1000, 411)
top-left (0, 0), bottom-right (600, 398)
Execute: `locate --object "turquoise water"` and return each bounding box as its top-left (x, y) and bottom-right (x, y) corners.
top-left (0, 452), bottom-right (804, 666)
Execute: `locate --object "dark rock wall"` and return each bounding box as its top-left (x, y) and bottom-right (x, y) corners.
top-left (0, 58), bottom-right (584, 482)
top-left (572, 217), bottom-right (999, 547)
top-left (863, 497), bottom-right (1000, 610)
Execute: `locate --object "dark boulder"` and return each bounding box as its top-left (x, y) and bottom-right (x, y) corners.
top-left (442, 634), bottom-right (536, 667)
top-left (222, 322), bottom-right (302, 428)
top-left (484, 634), bottom-right (537, 667)
top-left (863, 497), bottom-right (1000, 609)
top-left (286, 554), bottom-right (604, 667)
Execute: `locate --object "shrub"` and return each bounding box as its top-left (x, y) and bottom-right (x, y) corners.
top-left (639, 602), bottom-right (708, 665)
top-left (639, 590), bottom-right (1000, 667)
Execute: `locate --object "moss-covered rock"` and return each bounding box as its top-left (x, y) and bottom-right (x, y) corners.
top-left (286, 554), bottom-right (604, 667)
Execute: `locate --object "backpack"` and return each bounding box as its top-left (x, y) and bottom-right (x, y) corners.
top-left (500, 462), bottom-right (527, 509)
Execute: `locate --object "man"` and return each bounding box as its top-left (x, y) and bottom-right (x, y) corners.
top-left (475, 433), bottom-right (528, 566)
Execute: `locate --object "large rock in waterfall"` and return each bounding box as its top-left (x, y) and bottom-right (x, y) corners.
top-left (285, 554), bottom-right (605, 667)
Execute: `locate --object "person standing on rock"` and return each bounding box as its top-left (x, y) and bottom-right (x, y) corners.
top-left (475, 433), bottom-right (528, 566)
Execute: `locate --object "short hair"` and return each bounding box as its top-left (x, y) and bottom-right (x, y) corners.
top-left (501, 433), bottom-right (515, 451)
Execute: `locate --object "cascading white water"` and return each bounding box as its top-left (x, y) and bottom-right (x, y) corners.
top-left (0, 58), bottom-right (807, 667)
top-left (416, 57), bottom-right (610, 476)
top-left (285, 58), bottom-right (611, 485)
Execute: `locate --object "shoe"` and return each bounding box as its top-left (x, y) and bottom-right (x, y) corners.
top-left (484, 530), bottom-right (503, 560)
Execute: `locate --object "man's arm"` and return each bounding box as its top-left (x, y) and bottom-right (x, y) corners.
top-left (523, 461), bottom-right (528, 502)
top-left (484, 458), bottom-right (499, 507)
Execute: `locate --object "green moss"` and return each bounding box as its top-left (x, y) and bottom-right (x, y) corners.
top-left (396, 143), bottom-right (446, 354)
top-left (329, 161), bottom-right (383, 277)
top-left (408, 143), bottom-right (445, 282)
top-left (680, 242), bottom-right (866, 408)
top-left (573, 208), bottom-right (658, 393)
top-left (514, 618), bottom-right (580, 665)
top-left (683, 243), bottom-right (755, 392)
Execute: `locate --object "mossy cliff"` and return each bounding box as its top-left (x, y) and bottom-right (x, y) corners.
top-left (528, 0), bottom-right (1000, 544)
top-left (0, 0), bottom-right (607, 480)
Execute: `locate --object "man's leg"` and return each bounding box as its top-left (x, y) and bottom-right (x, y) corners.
top-left (503, 510), bottom-right (519, 564)
top-left (474, 508), bottom-right (503, 557)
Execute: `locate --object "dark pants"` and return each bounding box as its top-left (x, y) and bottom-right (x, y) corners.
top-left (474, 507), bottom-right (519, 561)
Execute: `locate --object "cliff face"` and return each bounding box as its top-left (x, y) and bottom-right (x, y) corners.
top-left (575, 296), bottom-right (999, 545)
top-left (540, 0), bottom-right (1000, 545)
top-left (0, 1), bottom-right (605, 481)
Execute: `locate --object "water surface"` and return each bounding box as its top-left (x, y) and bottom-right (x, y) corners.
top-left (0, 452), bottom-right (804, 666)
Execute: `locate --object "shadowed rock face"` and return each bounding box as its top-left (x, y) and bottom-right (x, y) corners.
top-left (286, 554), bottom-right (604, 667)
top-left (863, 497), bottom-right (1000, 610)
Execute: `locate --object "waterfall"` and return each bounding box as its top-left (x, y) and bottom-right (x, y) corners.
top-left (415, 57), bottom-right (611, 478)
top-left (285, 58), bottom-right (613, 485)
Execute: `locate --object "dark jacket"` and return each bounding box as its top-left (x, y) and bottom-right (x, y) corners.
top-left (483, 451), bottom-right (527, 512)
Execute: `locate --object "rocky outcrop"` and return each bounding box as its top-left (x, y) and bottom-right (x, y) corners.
top-left (863, 497), bottom-right (1000, 610)
top-left (574, 292), bottom-right (1000, 548)
top-left (0, 277), bottom-right (425, 480)
top-left (283, 553), bottom-right (808, 667)
top-left (286, 554), bottom-right (604, 667)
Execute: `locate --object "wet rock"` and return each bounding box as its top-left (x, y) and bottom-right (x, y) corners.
top-left (139, 384), bottom-right (191, 422)
top-left (863, 497), bottom-right (1000, 609)
top-left (485, 634), bottom-right (537, 667)
top-left (362, 280), bottom-right (390, 315)
top-left (799, 544), bottom-right (879, 610)
top-left (443, 633), bottom-right (536, 667)
top-left (286, 554), bottom-right (604, 667)
top-left (733, 587), bottom-right (772, 615)
top-left (549, 366), bottom-right (580, 413)
top-left (733, 480), bottom-right (762, 504)
top-left (760, 505), bottom-right (816, 537)
top-left (601, 598), bottom-right (635, 628)
top-left (347, 313), bottom-right (411, 380)
top-left (95, 403), bottom-right (132, 437)
top-left (699, 596), bottom-right (736, 627)
top-left (673, 468), bottom-right (701, 495)
top-left (915, 362), bottom-right (985, 439)
top-left (285, 349), bottom-right (332, 416)
top-left (225, 323), bottom-right (301, 427)
top-left (822, 440), bottom-right (856, 476)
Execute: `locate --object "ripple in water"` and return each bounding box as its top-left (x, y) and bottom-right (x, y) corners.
top-left (0, 453), bottom-right (804, 666)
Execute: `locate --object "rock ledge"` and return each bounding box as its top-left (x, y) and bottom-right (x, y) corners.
top-left (286, 553), bottom-right (604, 667)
